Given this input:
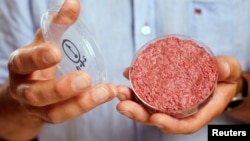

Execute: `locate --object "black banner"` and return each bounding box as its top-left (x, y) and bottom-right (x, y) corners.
top-left (208, 124), bottom-right (250, 140)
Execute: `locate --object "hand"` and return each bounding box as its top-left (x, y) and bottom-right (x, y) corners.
top-left (7, 0), bottom-right (129, 123)
top-left (117, 55), bottom-right (241, 134)
top-left (1, 1), bottom-right (130, 140)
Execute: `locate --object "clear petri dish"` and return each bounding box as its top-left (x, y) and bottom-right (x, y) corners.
top-left (40, 5), bottom-right (106, 85)
top-left (129, 34), bottom-right (218, 118)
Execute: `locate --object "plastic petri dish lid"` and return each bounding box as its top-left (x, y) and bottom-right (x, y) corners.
top-left (40, 5), bottom-right (106, 85)
top-left (129, 34), bottom-right (218, 118)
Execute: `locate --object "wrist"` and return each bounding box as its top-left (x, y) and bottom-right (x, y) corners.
top-left (0, 81), bottom-right (43, 140)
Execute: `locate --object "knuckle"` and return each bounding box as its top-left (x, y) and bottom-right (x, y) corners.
top-left (30, 53), bottom-right (37, 65)
top-left (22, 87), bottom-right (39, 106)
top-left (46, 109), bottom-right (62, 123)
top-left (75, 97), bottom-right (88, 113)
top-left (8, 50), bottom-right (22, 72)
top-left (53, 83), bottom-right (68, 99)
top-left (107, 84), bottom-right (118, 97)
top-left (30, 51), bottom-right (41, 68)
top-left (96, 83), bottom-right (117, 98)
top-left (24, 105), bottom-right (37, 115)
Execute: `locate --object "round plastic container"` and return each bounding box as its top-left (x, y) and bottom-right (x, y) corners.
top-left (129, 34), bottom-right (218, 118)
top-left (40, 5), bottom-right (106, 85)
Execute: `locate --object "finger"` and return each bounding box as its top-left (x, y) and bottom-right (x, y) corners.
top-left (31, 0), bottom-right (80, 45)
top-left (150, 81), bottom-right (237, 134)
top-left (32, 29), bottom-right (46, 44)
top-left (8, 43), bottom-right (61, 75)
top-left (149, 113), bottom-right (195, 134)
top-left (14, 71), bottom-right (92, 106)
top-left (26, 83), bottom-right (118, 123)
top-left (116, 100), bottom-right (150, 124)
top-left (216, 55), bottom-right (241, 82)
top-left (116, 85), bottom-right (134, 101)
top-left (52, 0), bottom-right (80, 24)
top-left (150, 110), bottom-right (210, 134)
top-left (123, 67), bottom-right (130, 79)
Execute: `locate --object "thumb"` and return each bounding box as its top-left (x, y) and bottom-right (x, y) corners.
top-left (52, 0), bottom-right (80, 24)
top-left (216, 55), bottom-right (241, 83)
top-left (38, 0), bottom-right (81, 42)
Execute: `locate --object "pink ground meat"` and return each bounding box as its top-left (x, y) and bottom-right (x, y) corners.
top-left (130, 36), bottom-right (217, 116)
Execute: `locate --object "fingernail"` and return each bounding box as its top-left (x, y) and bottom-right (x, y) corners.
top-left (119, 111), bottom-right (133, 118)
top-left (117, 94), bottom-right (126, 101)
top-left (72, 75), bottom-right (89, 91)
top-left (93, 87), bottom-right (109, 102)
top-left (42, 51), bottom-right (56, 64)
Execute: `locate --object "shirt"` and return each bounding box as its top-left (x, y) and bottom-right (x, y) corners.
top-left (0, 0), bottom-right (249, 141)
